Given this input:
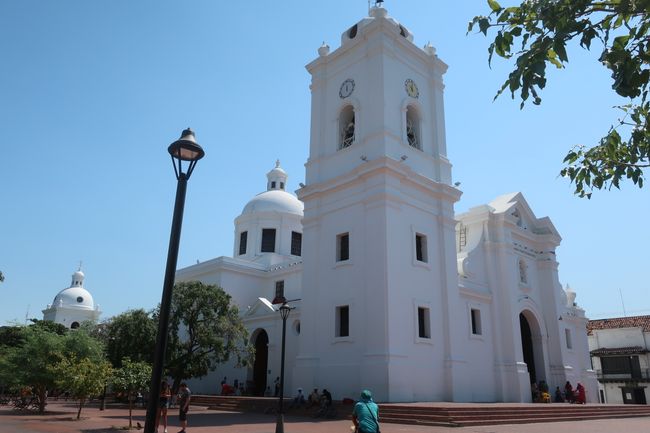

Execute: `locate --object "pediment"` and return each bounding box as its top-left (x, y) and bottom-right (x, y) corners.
top-left (243, 297), bottom-right (276, 318)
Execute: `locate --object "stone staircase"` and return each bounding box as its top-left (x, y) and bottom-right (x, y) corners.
top-left (191, 395), bottom-right (650, 427)
top-left (379, 403), bottom-right (650, 427)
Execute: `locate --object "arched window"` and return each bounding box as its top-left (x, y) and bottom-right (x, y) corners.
top-left (339, 105), bottom-right (355, 150)
top-left (519, 258), bottom-right (528, 284)
top-left (406, 105), bottom-right (421, 150)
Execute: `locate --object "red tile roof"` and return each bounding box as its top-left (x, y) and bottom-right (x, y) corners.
top-left (587, 315), bottom-right (650, 335)
top-left (590, 346), bottom-right (648, 356)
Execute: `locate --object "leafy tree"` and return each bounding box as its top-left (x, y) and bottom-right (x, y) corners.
top-left (165, 281), bottom-right (252, 391)
top-left (1, 326), bottom-right (63, 413)
top-left (112, 358), bottom-right (152, 429)
top-left (469, 0), bottom-right (650, 197)
top-left (0, 325), bottom-right (26, 348)
top-left (53, 356), bottom-right (112, 419)
top-left (29, 319), bottom-right (69, 336)
top-left (0, 270), bottom-right (4, 282)
top-left (61, 327), bottom-right (105, 362)
top-left (0, 325), bottom-right (107, 414)
top-left (103, 309), bottom-right (156, 368)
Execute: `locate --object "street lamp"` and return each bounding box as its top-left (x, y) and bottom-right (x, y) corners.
top-left (272, 296), bottom-right (292, 433)
top-left (144, 129), bottom-right (205, 433)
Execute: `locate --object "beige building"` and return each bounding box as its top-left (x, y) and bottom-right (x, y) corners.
top-left (588, 315), bottom-right (650, 404)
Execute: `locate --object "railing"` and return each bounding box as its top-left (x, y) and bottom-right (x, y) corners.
top-left (596, 369), bottom-right (650, 381)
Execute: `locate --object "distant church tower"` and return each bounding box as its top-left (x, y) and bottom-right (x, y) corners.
top-left (42, 267), bottom-right (101, 329)
top-left (294, 6), bottom-right (465, 402)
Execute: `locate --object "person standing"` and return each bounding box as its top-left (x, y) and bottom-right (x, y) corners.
top-left (273, 376), bottom-right (280, 397)
top-left (352, 389), bottom-right (380, 433)
top-left (156, 381), bottom-right (171, 433)
top-left (177, 383), bottom-right (191, 433)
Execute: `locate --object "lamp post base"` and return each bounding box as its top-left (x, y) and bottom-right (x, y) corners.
top-left (275, 413), bottom-right (284, 433)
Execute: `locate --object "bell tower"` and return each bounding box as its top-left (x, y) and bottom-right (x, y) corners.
top-left (294, 6), bottom-right (466, 402)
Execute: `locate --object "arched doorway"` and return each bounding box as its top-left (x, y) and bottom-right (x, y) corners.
top-left (519, 313), bottom-right (536, 383)
top-left (519, 311), bottom-right (546, 385)
top-left (251, 329), bottom-right (269, 396)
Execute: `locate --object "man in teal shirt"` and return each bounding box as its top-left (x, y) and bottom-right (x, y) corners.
top-left (352, 389), bottom-right (380, 433)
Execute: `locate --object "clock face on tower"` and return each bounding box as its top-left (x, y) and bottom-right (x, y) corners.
top-left (339, 78), bottom-right (355, 99)
top-left (405, 78), bottom-right (419, 98)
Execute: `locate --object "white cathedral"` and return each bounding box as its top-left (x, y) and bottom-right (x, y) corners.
top-left (177, 6), bottom-right (597, 403)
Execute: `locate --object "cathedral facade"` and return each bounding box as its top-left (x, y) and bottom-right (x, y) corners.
top-left (178, 6), bottom-right (597, 403)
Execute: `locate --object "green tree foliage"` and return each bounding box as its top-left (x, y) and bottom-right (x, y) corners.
top-left (112, 358), bottom-right (152, 429)
top-left (469, 0), bottom-right (650, 198)
top-left (103, 309), bottom-right (157, 368)
top-left (62, 328), bottom-right (106, 362)
top-left (29, 319), bottom-right (69, 336)
top-left (0, 325), bottom-right (26, 348)
top-left (0, 271), bottom-right (4, 282)
top-left (165, 281), bottom-right (252, 391)
top-left (0, 326), bottom-right (63, 413)
top-left (0, 324), bottom-right (107, 414)
top-left (53, 357), bottom-right (112, 419)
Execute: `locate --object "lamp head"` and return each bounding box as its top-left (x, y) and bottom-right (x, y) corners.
top-left (168, 128), bottom-right (205, 179)
top-left (279, 303), bottom-right (291, 320)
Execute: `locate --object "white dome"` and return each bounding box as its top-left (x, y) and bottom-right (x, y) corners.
top-left (52, 286), bottom-right (95, 310)
top-left (241, 190), bottom-right (304, 216)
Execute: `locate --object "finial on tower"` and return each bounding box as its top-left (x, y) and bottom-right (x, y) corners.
top-left (275, 159), bottom-right (281, 168)
top-left (78, 260), bottom-right (83, 272)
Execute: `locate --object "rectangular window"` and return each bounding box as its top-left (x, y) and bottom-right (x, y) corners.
top-left (238, 231), bottom-right (248, 255)
top-left (415, 233), bottom-right (427, 262)
top-left (261, 228), bottom-right (276, 253)
top-left (601, 356), bottom-right (641, 377)
top-left (418, 307), bottom-right (430, 339)
top-left (336, 305), bottom-right (349, 337)
top-left (275, 280), bottom-right (284, 300)
top-left (337, 233), bottom-right (349, 262)
top-left (565, 329), bottom-right (573, 349)
top-left (291, 231), bottom-right (302, 256)
top-left (471, 309), bottom-right (482, 335)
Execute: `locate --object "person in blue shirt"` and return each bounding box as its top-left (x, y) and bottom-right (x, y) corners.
top-left (352, 389), bottom-right (380, 433)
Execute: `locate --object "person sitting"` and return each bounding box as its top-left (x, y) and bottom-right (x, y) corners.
top-left (314, 388), bottom-right (334, 418)
top-left (289, 388), bottom-right (305, 409)
top-left (307, 388), bottom-right (320, 408)
top-left (321, 389), bottom-right (332, 409)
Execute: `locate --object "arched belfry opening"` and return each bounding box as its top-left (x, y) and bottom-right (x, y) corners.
top-left (339, 105), bottom-right (355, 150)
top-left (519, 311), bottom-right (546, 385)
top-left (406, 105), bottom-right (421, 150)
top-left (250, 329), bottom-right (269, 396)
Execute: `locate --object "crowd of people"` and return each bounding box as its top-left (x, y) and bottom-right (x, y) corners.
top-left (531, 380), bottom-right (586, 404)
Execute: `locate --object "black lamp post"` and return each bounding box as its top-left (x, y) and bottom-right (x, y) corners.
top-left (271, 296), bottom-right (292, 433)
top-left (144, 129), bottom-right (205, 433)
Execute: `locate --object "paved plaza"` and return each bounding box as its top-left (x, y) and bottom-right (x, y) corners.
top-left (1, 401), bottom-right (649, 433)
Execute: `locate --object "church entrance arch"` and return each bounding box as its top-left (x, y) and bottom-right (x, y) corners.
top-left (519, 311), bottom-right (546, 385)
top-left (250, 329), bottom-right (269, 396)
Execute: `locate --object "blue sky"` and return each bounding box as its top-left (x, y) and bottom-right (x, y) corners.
top-left (1, 0), bottom-right (648, 325)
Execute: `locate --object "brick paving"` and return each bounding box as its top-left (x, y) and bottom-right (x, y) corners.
top-left (1, 401), bottom-right (649, 433)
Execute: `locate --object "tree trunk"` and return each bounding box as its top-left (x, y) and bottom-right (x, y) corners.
top-left (77, 398), bottom-right (84, 420)
top-left (128, 393), bottom-right (133, 429)
top-left (37, 386), bottom-right (47, 414)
